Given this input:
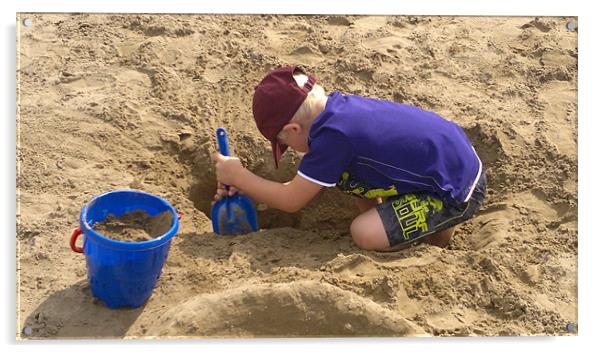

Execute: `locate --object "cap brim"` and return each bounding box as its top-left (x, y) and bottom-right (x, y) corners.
top-left (272, 141), bottom-right (288, 169)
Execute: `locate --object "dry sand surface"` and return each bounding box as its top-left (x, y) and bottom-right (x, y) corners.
top-left (16, 14), bottom-right (577, 338)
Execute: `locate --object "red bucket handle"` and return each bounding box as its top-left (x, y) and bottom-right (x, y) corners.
top-left (70, 227), bottom-right (84, 253)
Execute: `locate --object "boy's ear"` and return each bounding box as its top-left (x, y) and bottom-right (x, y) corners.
top-left (282, 123), bottom-right (302, 134)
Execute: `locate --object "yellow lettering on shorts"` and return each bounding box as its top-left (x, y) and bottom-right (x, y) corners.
top-left (340, 172), bottom-right (366, 197)
top-left (426, 196), bottom-right (443, 212)
top-left (391, 194), bottom-right (431, 240)
top-left (364, 185), bottom-right (399, 199)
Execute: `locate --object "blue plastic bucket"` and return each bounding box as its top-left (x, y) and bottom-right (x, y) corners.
top-left (69, 190), bottom-right (179, 309)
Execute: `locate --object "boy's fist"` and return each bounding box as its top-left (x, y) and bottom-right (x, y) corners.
top-left (212, 153), bottom-right (244, 187)
top-left (213, 181), bottom-right (241, 202)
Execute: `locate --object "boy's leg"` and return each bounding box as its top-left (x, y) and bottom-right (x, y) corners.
top-left (350, 208), bottom-right (455, 252)
top-left (354, 197), bottom-right (382, 213)
top-left (350, 208), bottom-right (390, 251)
top-left (350, 171), bottom-right (486, 252)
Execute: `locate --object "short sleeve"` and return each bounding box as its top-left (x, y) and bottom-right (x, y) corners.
top-left (298, 129), bottom-right (354, 187)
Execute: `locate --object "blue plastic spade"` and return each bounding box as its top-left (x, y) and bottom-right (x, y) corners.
top-left (211, 128), bottom-right (258, 235)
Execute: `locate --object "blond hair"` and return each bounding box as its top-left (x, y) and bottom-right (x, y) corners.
top-left (277, 72), bottom-right (326, 141)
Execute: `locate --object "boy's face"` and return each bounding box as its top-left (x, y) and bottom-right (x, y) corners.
top-left (277, 122), bottom-right (309, 153)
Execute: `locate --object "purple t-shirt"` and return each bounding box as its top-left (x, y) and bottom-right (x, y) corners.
top-left (297, 91), bottom-right (482, 205)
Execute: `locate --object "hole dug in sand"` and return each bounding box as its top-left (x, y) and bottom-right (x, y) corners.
top-left (169, 130), bottom-right (301, 230)
top-left (146, 280), bottom-right (426, 337)
top-left (182, 133), bottom-right (356, 233)
top-left (189, 180), bottom-right (303, 231)
top-left (186, 150), bottom-right (304, 231)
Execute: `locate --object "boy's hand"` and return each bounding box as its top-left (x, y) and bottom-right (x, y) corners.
top-left (214, 181), bottom-right (242, 202)
top-left (212, 152), bottom-right (245, 189)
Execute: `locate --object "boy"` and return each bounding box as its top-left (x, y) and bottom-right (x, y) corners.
top-left (213, 66), bottom-right (486, 252)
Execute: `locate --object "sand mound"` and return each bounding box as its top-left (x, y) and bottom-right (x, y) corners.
top-left (147, 280), bottom-right (426, 337)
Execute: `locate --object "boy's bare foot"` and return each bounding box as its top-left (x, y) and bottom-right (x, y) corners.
top-left (422, 227), bottom-right (455, 248)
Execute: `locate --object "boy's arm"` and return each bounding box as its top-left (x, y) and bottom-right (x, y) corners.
top-left (234, 168), bottom-right (323, 213)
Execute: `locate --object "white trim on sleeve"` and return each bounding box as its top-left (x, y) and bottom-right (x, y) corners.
top-left (297, 170), bottom-right (337, 187)
top-left (463, 149), bottom-right (483, 202)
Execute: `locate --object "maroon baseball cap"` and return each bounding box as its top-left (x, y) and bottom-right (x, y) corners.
top-left (252, 66), bottom-right (316, 168)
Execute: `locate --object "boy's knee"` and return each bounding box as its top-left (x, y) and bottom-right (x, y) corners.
top-left (350, 216), bottom-right (383, 251)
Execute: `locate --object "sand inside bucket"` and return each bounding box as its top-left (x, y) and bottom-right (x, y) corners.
top-left (93, 210), bottom-right (173, 242)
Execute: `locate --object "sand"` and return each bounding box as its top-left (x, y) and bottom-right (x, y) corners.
top-left (93, 210), bottom-right (173, 242)
top-left (16, 14), bottom-right (577, 338)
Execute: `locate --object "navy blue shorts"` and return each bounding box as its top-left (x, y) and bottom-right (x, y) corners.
top-left (375, 172), bottom-right (487, 247)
